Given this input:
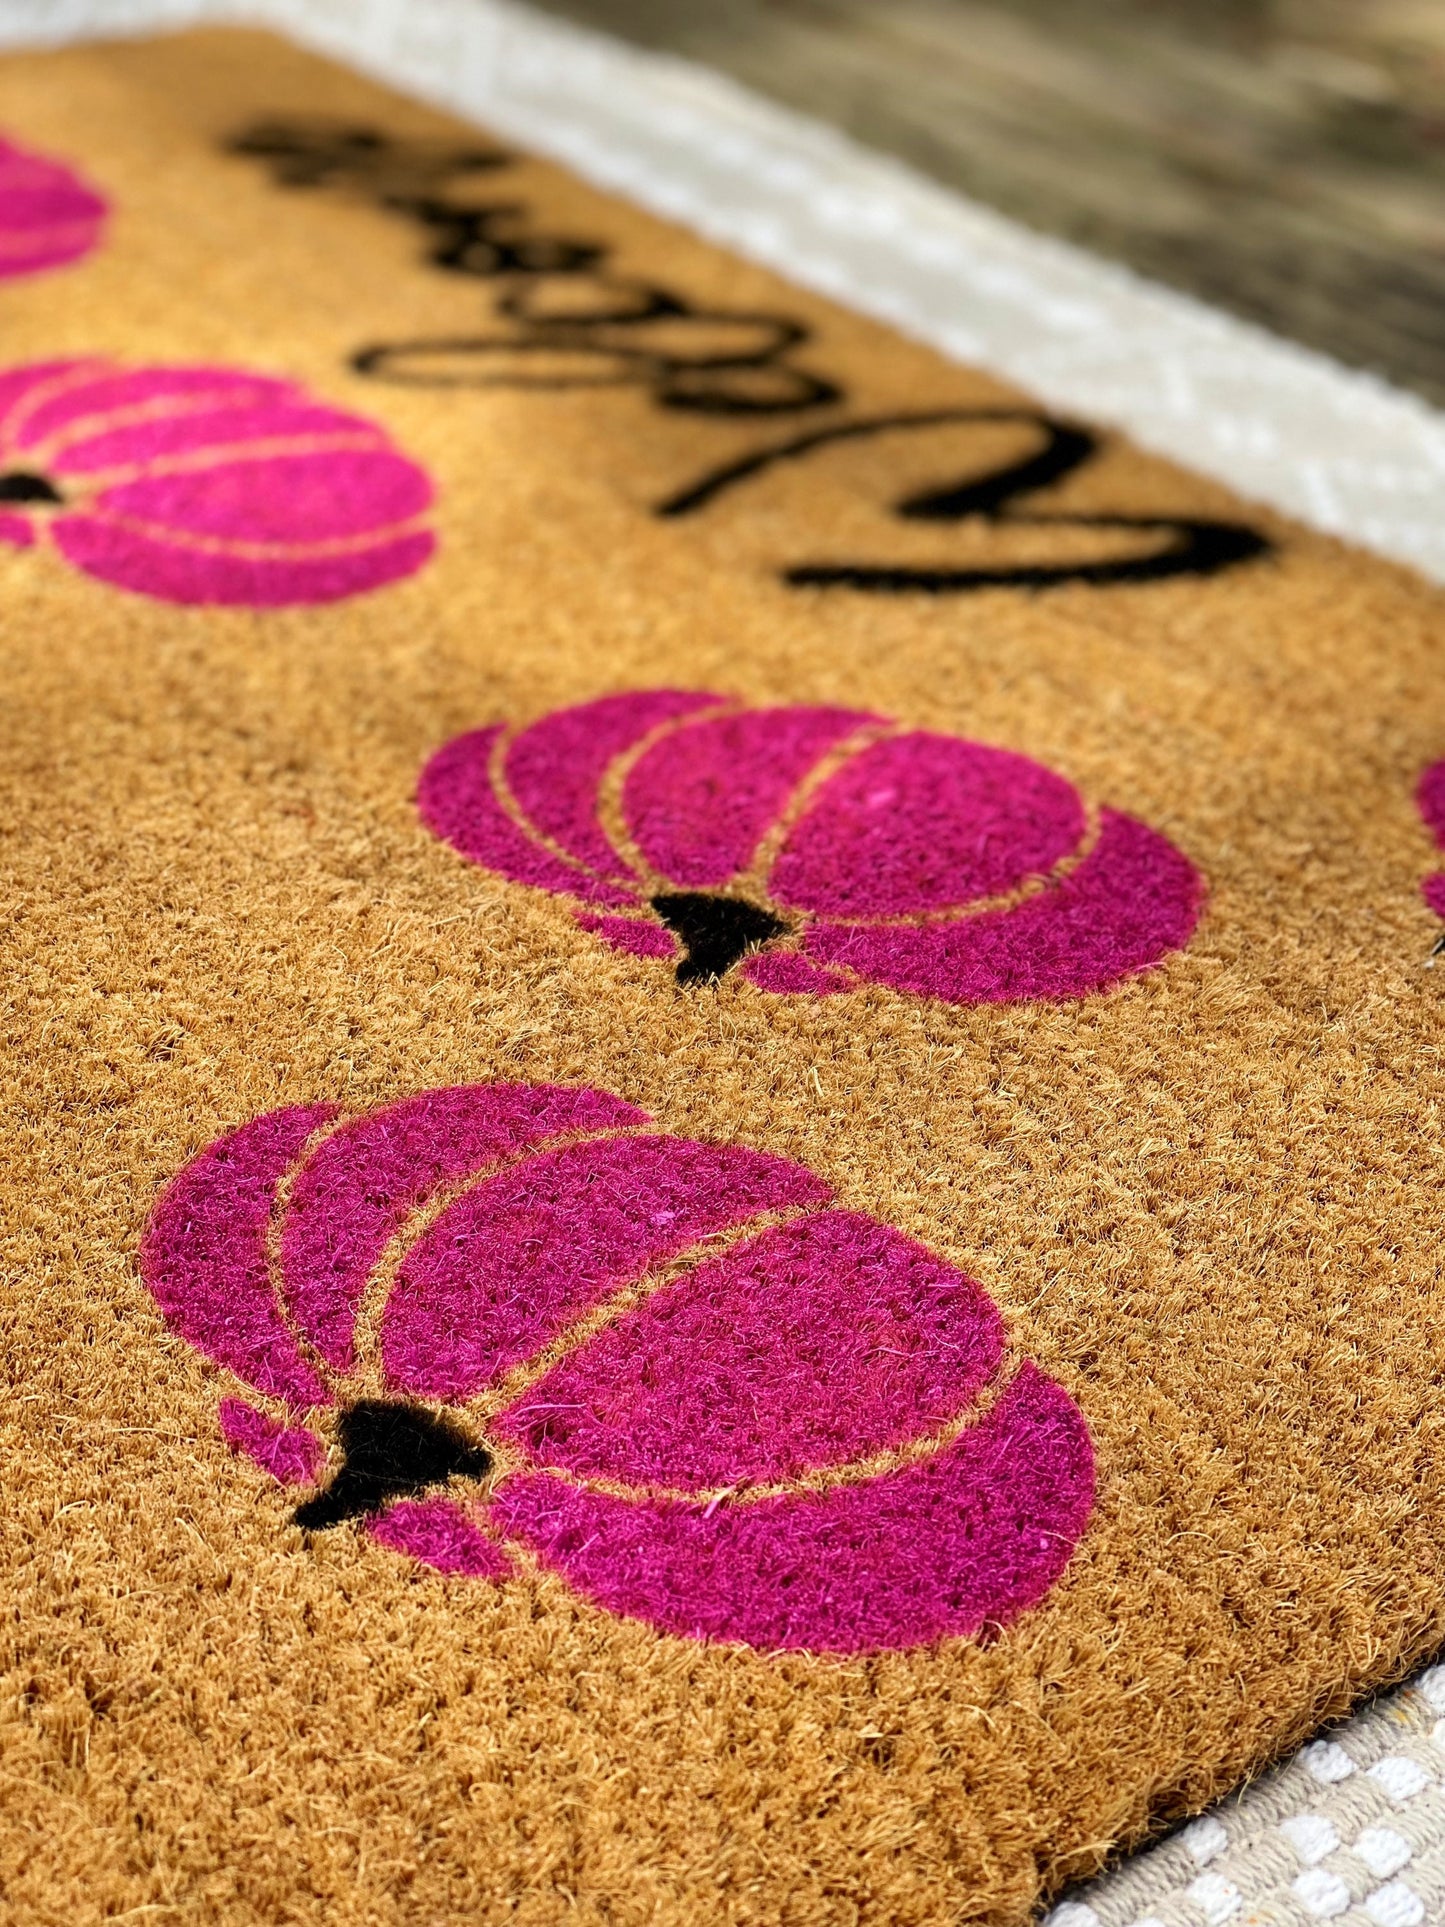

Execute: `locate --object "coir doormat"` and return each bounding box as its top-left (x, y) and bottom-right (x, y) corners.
top-left (1, 25), bottom-right (1443, 1927)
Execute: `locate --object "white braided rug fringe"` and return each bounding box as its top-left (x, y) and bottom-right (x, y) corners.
top-left (3, 3), bottom-right (1445, 1920)
top-left (1048, 1669), bottom-right (1445, 1927)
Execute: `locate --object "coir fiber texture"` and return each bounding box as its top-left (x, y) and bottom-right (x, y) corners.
top-left (0, 27), bottom-right (1443, 1927)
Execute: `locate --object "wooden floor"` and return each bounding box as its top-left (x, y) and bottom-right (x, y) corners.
top-left (532, 0), bottom-right (1445, 405)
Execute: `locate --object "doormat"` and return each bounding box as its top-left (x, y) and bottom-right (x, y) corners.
top-left (1, 25), bottom-right (1443, 1927)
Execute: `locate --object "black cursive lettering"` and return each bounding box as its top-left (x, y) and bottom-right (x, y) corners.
top-left (229, 118), bottom-right (837, 417)
top-left (658, 410), bottom-right (1271, 591)
top-left (229, 124), bottom-right (1272, 591)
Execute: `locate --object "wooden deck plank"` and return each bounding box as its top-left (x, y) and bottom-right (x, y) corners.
top-left (529, 0), bottom-right (1445, 403)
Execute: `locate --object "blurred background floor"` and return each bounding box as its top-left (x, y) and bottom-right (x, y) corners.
top-left (528, 0), bottom-right (1445, 405)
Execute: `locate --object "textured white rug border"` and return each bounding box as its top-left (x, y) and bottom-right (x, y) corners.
top-left (4, 0), bottom-right (1445, 583)
top-left (1047, 1666), bottom-right (1445, 1927)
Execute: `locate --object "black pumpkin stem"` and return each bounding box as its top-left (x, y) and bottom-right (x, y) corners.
top-left (0, 471), bottom-right (64, 505)
top-left (294, 1399), bottom-right (491, 1530)
top-left (650, 891), bottom-right (790, 984)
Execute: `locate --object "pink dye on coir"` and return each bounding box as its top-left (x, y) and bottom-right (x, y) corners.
top-left (0, 359), bottom-right (435, 604)
top-left (366, 1498), bottom-right (512, 1580)
top-left (141, 1082), bottom-right (1095, 1653)
top-left (218, 1396), bottom-right (327, 1487)
top-left (418, 691), bottom-right (1202, 1005)
top-left (0, 135), bottom-right (107, 280)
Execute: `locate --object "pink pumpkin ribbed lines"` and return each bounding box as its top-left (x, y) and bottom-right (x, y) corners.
top-left (0, 135), bottom-right (107, 280)
top-left (624, 704), bottom-right (876, 888)
top-left (140, 1083), bottom-right (1095, 1653)
top-left (419, 692), bottom-right (1202, 1004)
top-left (278, 1083), bottom-right (646, 1372)
top-left (141, 1103), bottom-right (339, 1413)
top-left (796, 810), bottom-right (1201, 1003)
top-left (506, 690), bottom-right (721, 883)
top-left (218, 1398), bottom-right (327, 1488)
top-left (0, 360), bottom-right (435, 604)
top-left (767, 732), bottom-right (1085, 916)
top-left (366, 1499), bottom-right (512, 1579)
top-left (380, 1133), bottom-right (828, 1404)
top-left (418, 725), bottom-right (633, 907)
top-left (496, 1210), bottom-right (1006, 1489)
top-left (574, 913), bottom-right (678, 959)
top-left (493, 1365), bottom-right (1092, 1651)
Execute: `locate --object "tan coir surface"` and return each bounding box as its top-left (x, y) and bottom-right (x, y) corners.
top-left (1, 27), bottom-right (1443, 1927)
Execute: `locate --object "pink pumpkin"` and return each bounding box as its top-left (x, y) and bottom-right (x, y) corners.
top-left (418, 691), bottom-right (1202, 1002)
top-left (0, 135), bottom-right (106, 280)
top-left (1419, 762), bottom-right (1445, 925)
top-left (141, 1083), bottom-right (1094, 1652)
top-left (0, 359), bottom-right (435, 604)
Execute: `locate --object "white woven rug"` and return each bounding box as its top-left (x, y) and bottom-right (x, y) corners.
top-left (3, 1), bottom-right (1444, 1918)
top-left (1048, 1670), bottom-right (1445, 1927)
